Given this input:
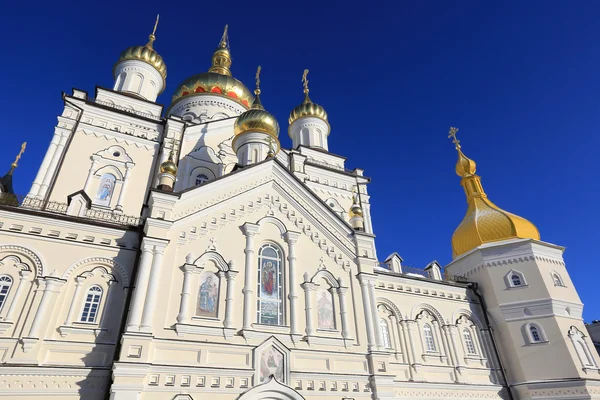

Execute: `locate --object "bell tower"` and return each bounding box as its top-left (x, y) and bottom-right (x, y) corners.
top-left (444, 127), bottom-right (600, 399)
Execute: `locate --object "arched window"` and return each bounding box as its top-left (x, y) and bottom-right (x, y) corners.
top-left (511, 274), bottom-right (522, 287)
top-left (380, 318), bottom-right (391, 348)
top-left (195, 174), bottom-right (209, 185)
top-left (0, 275), bottom-right (13, 312)
top-left (257, 244), bottom-right (283, 325)
top-left (529, 325), bottom-right (541, 342)
top-left (552, 272), bottom-right (565, 287)
top-left (317, 286), bottom-right (335, 330)
top-left (463, 328), bottom-right (477, 354)
top-left (80, 285), bottom-right (103, 323)
top-left (423, 324), bottom-right (436, 352)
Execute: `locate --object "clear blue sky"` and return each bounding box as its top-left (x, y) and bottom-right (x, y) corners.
top-left (1, 1), bottom-right (599, 319)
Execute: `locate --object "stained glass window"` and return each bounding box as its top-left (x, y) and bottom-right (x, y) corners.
top-left (80, 285), bottom-right (103, 323)
top-left (257, 244), bottom-right (283, 325)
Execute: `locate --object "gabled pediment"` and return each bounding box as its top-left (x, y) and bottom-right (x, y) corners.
top-left (163, 160), bottom-right (356, 268)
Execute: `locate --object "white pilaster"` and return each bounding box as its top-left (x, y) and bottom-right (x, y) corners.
top-left (284, 231), bottom-right (301, 336)
top-left (301, 279), bottom-right (317, 337)
top-left (63, 276), bottom-right (85, 326)
top-left (241, 223), bottom-right (260, 331)
top-left (140, 245), bottom-right (165, 333)
top-left (115, 163), bottom-right (133, 212)
top-left (126, 244), bottom-right (154, 331)
top-left (224, 267), bottom-right (238, 329)
top-left (29, 132), bottom-right (60, 197)
top-left (337, 284), bottom-right (351, 340)
top-left (358, 274), bottom-right (376, 350)
top-left (3, 270), bottom-right (31, 322)
top-left (28, 276), bottom-right (65, 338)
top-left (177, 264), bottom-right (195, 324)
top-left (368, 279), bottom-right (384, 348)
top-left (38, 133), bottom-right (68, 199)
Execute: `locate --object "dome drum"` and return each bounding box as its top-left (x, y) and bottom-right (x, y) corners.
top-left (232, 132), bottom-right (280, 166)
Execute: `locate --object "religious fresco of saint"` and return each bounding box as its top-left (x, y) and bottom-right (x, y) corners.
top-left (95, 173), bottom-right (115, 206)
top-left (317, 286), bottom-right (335, 330)
top-left (259, 347), bottom-right (284, 383)
top-left (259, 254), bottom-right (280, 325)
top-left (197, 272), bottom-right (219, 317)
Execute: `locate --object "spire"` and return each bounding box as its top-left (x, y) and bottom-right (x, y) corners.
top-left (208, 25), bottom-right (232, 76)
top-left (0, 142), bottom-right (26, 196)
top-left (448, 127), bottom-right (540, 258)
top-left (252, 66), bottom-right (265, 110)
top-left (146, 14), bottom-right (160, 49)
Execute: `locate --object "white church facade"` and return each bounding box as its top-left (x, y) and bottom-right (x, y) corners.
top-left (0, 20), bottom-right (598, 400)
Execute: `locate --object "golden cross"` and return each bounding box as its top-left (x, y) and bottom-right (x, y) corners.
top-left (255, 65), bottom-right (262, 90)
top-left (152, 14), bottom-right (159, 36)
top-left (448, 126), bottom-right (461, 149)
top-left (12, 142), bottom-right (26, 168)
top-left (302, 69), bottom-right (309, 93)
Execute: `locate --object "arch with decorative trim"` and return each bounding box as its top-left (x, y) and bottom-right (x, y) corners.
top-left (411, 303), bottom-right (444, 322)
top-left (257, 215), bottom-right (288, 238)
top-left (191, 251), bottom-right (230, 272)
top-left (377, 297), bottom-right (403, 321)
top-left (308, 269), bottom-right (340, 288)
top-left (452, 308), bottom-right (485, 330)
top-left (0, 245), bottom-right (45, 277)
top-left (62, 257), bottom-right (130, 287)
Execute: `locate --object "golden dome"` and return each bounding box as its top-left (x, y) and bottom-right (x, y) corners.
top-left (114, 16), bottom-right (167, 91)
top-left (349, 194), bottom-right (363, 218)
top-left (160, 151), bottom-right (178, 176)
top-left (448, 127), bottom-right (540, 258)
top-left (288, 69), bottom-right (329, 126)
top-left (234, 67), bottom-right (280, 139)
top-left (169, 25), bottom-right (253, 109)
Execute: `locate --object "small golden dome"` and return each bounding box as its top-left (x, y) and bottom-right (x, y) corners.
top-left (160, 151), bottom-right (178, 176)
top-left (233, 66), bottom-right (280, 140)
top-left (114, 16), bottom-right (166, 90)
top-left (288, 69), bottom-right (329, 126)
top-left (233, 109), bottom-right (280, 139)
top-left (448, 127), bottom-right (540, 258)
top-left (349, 194), bottom-right (363, 218)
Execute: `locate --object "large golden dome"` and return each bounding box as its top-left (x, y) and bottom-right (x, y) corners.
top-left (169, 25), bottom-right (253, 109)
top-left (288, 69), bottom-right (328, 127)
top-left (448, 128), bottom-right (540, 258)
top-left (114, 17), bottom-right (166, 91)
top-left (171, 72), bottom-right (253, 108)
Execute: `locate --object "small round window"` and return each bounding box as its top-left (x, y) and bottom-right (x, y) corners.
top-left (329, 202), bottom-right (335, 208)
top-left (113, 151), bottom-right (121, 157)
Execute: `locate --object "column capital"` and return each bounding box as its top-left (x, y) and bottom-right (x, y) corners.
top-left (284, 231), bottom-right (301, 243)
top-left (226, 270), bottom-right (239, 280)
top-left (301, 282), bottom-right (318, 291)
top-left (357, 272), bottom-right (376, 286)
top-left (182, 264), bottom-right (196, 273)
top-left (19, 270), bottom-right (32, 278)
top-left (336, 286), bottom-right (348, 295)
top-left (241, 222), bottom-right (260, 236)
top-left (74, 276), bottom-right (86, 285)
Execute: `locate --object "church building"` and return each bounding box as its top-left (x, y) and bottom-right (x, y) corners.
top-left (0, 18), bottom-right (598, 400)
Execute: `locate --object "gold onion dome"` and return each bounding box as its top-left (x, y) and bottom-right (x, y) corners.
top-left (160, 151), bottom-right (178, 176)
top-left (234, 67), bottom-right (280, 140)
top-left (448, 127), bottom-right (540, 258)
top-left (288, 69), bottom-right (328, 127)
top-left (115, 16), bottom-right (167, 90)
top-left (349, 194), bottom-right (363, 218)
top-left (170, 25), bottom-right (253, 109)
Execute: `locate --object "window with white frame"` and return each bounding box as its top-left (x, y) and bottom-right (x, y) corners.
top-left (80, 285), bottom-right (103, 323)
top-left (0, 275), bottom-right (12, 312)
top-left (463, 328), bottom-right (477, 354)
top-left (380, 318), bottom-right (391, 349)
top-left (506, 270), bottom-right (527, 288)
top-left (195, 174), bottom-right (209, 185)
top-left (257, 244), bottom-right (284, 325)
top-left (525, 323), bottom-right (547, 344)
top-left (511, 274), bottom-right (523, 286)
top-left (552, 272), bottom-right (565, 287)
top-left (423, 323), bottom-right (436, 352)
